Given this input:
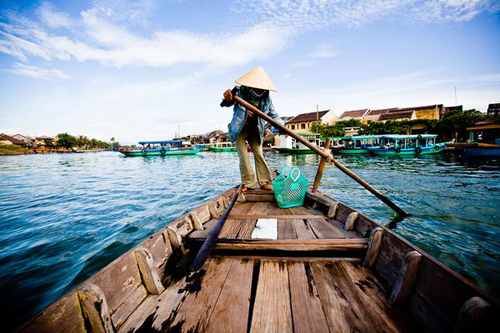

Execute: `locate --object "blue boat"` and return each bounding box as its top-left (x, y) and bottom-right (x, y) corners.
top-left (365, 134), bottom-right (446, 155)
top-left (120, 140), bottom-right (201, 156)
top-left (447, 125), bottom-right (500, 157)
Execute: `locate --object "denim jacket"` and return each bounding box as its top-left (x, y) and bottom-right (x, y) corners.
top-left (221, 86), bottom-right (283, 143)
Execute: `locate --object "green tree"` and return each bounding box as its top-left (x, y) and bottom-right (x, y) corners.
top-left (56, 133), bottom-right (77, 149)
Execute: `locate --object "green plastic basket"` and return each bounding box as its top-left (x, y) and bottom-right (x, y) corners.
top-left (272, 166), bottom-right (308, 208)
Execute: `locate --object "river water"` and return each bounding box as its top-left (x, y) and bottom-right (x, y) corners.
top-left (0, 151), bottom-right (499, 330)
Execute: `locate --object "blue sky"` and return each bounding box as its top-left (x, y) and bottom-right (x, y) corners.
top-left (0, 0), bottom-right (499, 144)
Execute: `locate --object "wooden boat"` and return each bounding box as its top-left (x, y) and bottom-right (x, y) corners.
top-left (209, 142), bottom-right (237, 152)
top-left (366, 134), bottom-right (446, 155)
top-left (18, 186), bottom-right (496, 332)
top-left (447, 125), bottom-right (500, 157)
top-left (120, 140), bottom-right (200, 156)
top-left (331, 135), bottom-right (381, 154)
top-left (273, 133), bottom-right (335, 154)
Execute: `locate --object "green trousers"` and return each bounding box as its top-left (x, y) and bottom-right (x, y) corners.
top-left (235, 127), bottom-right (273, 188)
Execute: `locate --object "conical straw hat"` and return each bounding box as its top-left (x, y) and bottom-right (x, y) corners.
top-left (235, 67), bottom-right (277, 92)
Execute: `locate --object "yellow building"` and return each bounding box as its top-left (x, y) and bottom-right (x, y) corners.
top-left (285, 109), bottom-right (337, 133)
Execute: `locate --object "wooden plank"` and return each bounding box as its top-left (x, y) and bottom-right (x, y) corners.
top-left (389, 251), bottom-right (423, 306)
top-left (187, 218), bottom-right (218, 239)
top-left (363, 227), bottom-right (384, 267)
top-left (278, 220), bottom-right (297, 239)
top-left (328, 219), bottom-right (361, 239)
top-left (236, 219), bottom-right (258, 239)
top-left (219, 219), bottom-right (245, 239)
top-left (244, 194), bottom-right (275, 202)
top-left (247, 202), bottom-right (271, 215)
top-left (310, 261), bottom-right (374, 332)
top-left (187, 238), bottom-right (368, 251)
top-left (292, 219), bottom-right (317, 239)
top-left (134, 247), bottom-right (165, 295)
top-left (77, 283), bottom-right (114, 333)
top-left (307, 218), bottom-right (347, 239)
top-left (17, 293), bottom-right (85, 333)
top-left (111, 285), bottom-right (147, 330)
top-left (229, 214), bottom-right (324, 220)
top-left (455, 297), bottom-right (492, 333)
top-left (91, 252), bottom-right (142, 314)
top-left (288, 262), bottom-right (330, 333)
top-left (230, 202), bottom-right (255, 215)
top-left (165, 257), bottom-right (234, 332)
top-left (341, 262), bottom-right (417, 333)
top-left (205, 259), bottom-right (254, 332)
top-left (250, 260), bottom-right (293, 333)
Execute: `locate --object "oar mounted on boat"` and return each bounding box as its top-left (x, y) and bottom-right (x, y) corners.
top-left (227, 87), bottom-right (409, 217)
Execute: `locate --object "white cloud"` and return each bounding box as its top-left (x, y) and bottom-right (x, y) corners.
top-left (309, 43), bottom-right (339, 59)
top-left (38, 3), bottom-right (73, 28)
top-left (8, 63), bottom-right (71, 80)
top-left (0, 1), bottom-right (497, 73)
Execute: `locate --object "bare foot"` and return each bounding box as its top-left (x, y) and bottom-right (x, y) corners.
top-left (261, 183), bottom-right (272, 190)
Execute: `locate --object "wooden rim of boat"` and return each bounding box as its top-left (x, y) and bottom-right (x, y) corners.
top-left (17, 186), bottom-right (497, 333)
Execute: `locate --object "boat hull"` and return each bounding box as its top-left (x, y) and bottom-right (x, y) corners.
top-left (120, 149), bottom-right (201, 156)
top-left (331, 148), bottom-right (370, 154)
top-left (367, 145), bottom-right (445, 156)
top-left (273, 147), bottom-right (315, 154)
top-left (464, 147), bottom-right (500, 157)
top-left (209, 147), bottom-right (237, 152)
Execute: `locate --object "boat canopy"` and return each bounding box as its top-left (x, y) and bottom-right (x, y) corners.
top-left (466, 125), bottom-right (500, 131)
top-left (377, 134), bottom-right (437, 140)
top-left (138, 140), bottom-right (183, 145)
top-left (297, 132), bottom-right (320, 136)
top-left (341, 135), bottom-right (382, 140)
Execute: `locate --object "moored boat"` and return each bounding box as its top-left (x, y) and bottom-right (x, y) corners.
top-left (447, 125), bottom-right (500, 157)
top-left (120, 140), bottom-right (200, 156)
top-left (331, 135), bottom-right (381, 154)
top-left (366, 134), bottom-right (446, 155)
top-left (273, 133), bottom-right (324, 154)
top-left (18, 186), bottom-right (497, 333)
top-left (209, 141), bottom-right (237, 152)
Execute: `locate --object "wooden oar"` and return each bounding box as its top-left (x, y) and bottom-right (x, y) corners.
top-left (232, 95), bottom-right (409, 216)
top-left (190, 184), bottom-right (243, 271)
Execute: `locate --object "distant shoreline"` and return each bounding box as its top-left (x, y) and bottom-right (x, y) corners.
top-left (0, 148), bottom-right (108, 156)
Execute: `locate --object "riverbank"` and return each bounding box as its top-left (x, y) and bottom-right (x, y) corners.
top-left (0, 146), bottom-right (108, 155)
top-left (0, 152), bottom-right (498, 331)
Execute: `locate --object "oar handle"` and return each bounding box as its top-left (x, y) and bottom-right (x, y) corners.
top-left (191, 184), bottom-right (243, 271)
top-left (232, 95), bottom-right (408, 216)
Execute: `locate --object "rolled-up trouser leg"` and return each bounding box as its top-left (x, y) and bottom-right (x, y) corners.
top-left (247, 130), bottom-right (273, 185)
top-left (235, 130), bottom-right (257, 188)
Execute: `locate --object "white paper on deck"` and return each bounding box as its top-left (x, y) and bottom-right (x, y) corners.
top-left (251, 218), bottom-right (278, 239)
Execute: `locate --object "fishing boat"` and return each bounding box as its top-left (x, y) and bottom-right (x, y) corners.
top-left (18, 94), bottom-right (497, 333)
top-left (366, 134), bottom-right (446, 155)
top-left (120, 140), bottom-right (200, 156)
top-left (193, 143), bottom-right (211, 152)
top-left (447, 124), bottom-right (500, 157)
top-left (331, 135), bottom-right (381, 154)
top-left (273, 133), bottom-right (325, 154)
top-left (209, 141), bottom-right (237, 152)
top-left (18, 186), bottom-right (496, 333)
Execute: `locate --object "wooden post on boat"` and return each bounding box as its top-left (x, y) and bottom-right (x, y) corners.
top-left (190, 184), bottom-right (243, 271)
top-left (232, 95), bottom-right (409, 216)
top-left (312, 137), bottom-right (331, 193)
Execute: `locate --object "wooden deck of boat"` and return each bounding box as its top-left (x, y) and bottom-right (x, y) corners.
top-left (117, 192), bottom-right (418, 333)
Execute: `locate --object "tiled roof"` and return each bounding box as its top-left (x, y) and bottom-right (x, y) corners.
top-left (379, 111), bottom-right (414, 121)
top-left (366, 108), bottom-right (398, 116)
top-left (398, 104), bottom-right (443, 112)
top-left (339, 109), bottom-right (369, 119)
top-left (286, 110), bottom-right (330, 124)
top-left (0, 133), bottom-right (26, 145)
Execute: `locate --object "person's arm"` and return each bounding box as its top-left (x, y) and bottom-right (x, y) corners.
top-left (220, 87), bottom-right (238, 107)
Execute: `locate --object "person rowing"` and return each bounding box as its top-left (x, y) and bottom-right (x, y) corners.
top-left (221, 67), bottom-right (283, 192)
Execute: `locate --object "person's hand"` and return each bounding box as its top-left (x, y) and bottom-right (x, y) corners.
top-left (248, 109), bottom-right (254, 117)
top-left (223, 89), bottom-right (232, 101)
